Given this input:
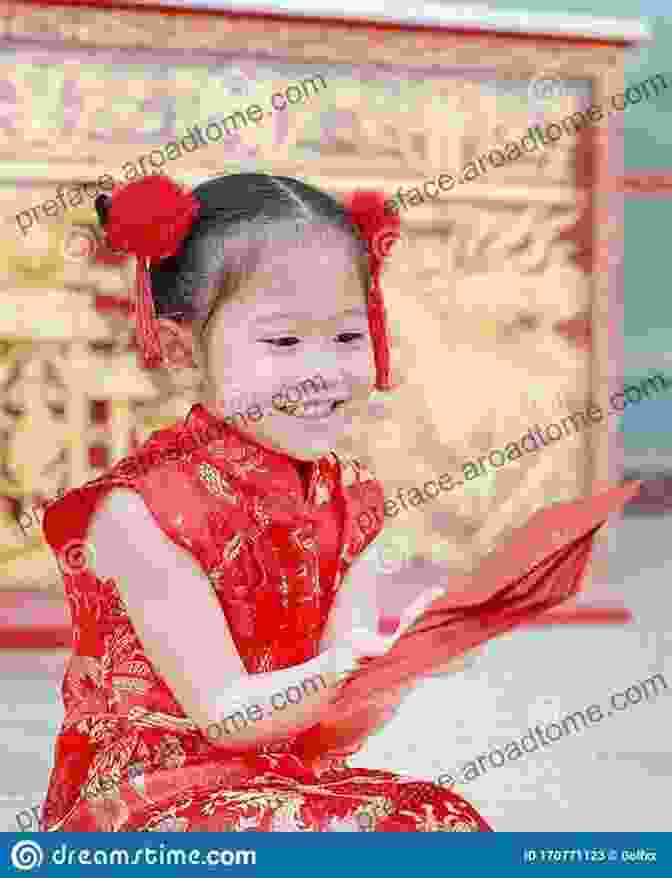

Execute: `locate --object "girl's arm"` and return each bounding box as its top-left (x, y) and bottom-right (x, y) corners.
top-left (87, 488), bottom-right (366, 752)
top-left (320, 540), bottom-right (381, 650)
top-left (315, 541), bottom-right (433, 753)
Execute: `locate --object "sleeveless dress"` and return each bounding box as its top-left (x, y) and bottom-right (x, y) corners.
top-left (39, 402), bottom-right (492, 832)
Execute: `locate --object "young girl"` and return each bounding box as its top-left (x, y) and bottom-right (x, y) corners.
top-left (40, 171), bottom-right (495, 833)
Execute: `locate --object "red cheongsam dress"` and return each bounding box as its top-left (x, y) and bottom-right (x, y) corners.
top-left (40, 402), bottom-right (492, 832)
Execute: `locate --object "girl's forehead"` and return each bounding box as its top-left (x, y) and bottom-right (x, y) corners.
top-left (254, 223), bottom-right (359, 274)
top-left (233, 228), bottom-right (366, 320)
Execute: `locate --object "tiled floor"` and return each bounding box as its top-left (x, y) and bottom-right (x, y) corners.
top-left (1, 515), bottom-right (670, 832)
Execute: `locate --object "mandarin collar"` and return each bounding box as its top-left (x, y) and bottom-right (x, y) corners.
top-left (185, 403), bottom-right (333, 506)
top-left (184, 403), bottom-right (354, 553)
top-left (186, 403), bottom-right (308, 467)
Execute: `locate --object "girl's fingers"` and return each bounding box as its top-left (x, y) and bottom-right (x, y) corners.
top-left (339, 588), bottom-right (446, 668)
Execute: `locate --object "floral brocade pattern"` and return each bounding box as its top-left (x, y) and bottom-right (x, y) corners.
top-left (39, 404), bottom-right (492, 833)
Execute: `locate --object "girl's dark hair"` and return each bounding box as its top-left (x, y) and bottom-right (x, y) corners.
top-left (98, 173), bottom-right (370, 348)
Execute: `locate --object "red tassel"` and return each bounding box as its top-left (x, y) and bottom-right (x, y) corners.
top-left (317, 479), bottom-right (642, 729)
top-left (343, 190), bottom-right (400, 392)
top-left (134, 258), bottom-right (163, 369)
top-left (368, 276), bottom-right (391, 391)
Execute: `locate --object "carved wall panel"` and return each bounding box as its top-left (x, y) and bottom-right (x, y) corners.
top-left (0, 3), bottom-right (628, 631)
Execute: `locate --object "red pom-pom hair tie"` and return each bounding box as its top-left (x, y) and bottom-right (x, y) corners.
top-left (97, 176), bottom-right (200, 369)
top-left (343, 191), bottom-right (401, 392)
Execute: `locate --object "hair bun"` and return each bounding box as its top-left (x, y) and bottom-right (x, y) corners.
top-left (104, 175), bottom-right (200, 262)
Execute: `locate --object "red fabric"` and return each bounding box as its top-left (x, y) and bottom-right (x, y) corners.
top-left (132, 259), bottom-right (163, 369)
top-left (344, 190), bottom-right (401, 391)
top-left (39, 404), bottom-right (491, 832)
top-left (311, 480), bottom-right (642, 745)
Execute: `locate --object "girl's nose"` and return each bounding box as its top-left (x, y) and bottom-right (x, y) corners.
top-left (298, 348), bottom-right (342, 380)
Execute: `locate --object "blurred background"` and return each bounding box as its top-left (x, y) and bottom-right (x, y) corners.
top-left (0, 0), bottom-right (670, 832)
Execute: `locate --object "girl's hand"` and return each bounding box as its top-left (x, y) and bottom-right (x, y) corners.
top-left (305, 683), bottom-right (415, 765)
top-left (330, 587), bottom-right (446, 679)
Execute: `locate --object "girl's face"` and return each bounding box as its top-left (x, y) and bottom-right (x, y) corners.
top-left (199, 224), bottom-right (375, 461)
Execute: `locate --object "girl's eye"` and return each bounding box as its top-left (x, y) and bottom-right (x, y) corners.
top-left (261, 337), bottom-right (301, 347)
top-left (336, 332), bottom-right (365, 343)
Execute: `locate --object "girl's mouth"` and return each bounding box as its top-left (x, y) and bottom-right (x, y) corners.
top-left (283, 399), bottom-right (345, 420)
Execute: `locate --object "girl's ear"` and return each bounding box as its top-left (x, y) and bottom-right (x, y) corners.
top-left (154, 318), bottom-right (198, 370)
